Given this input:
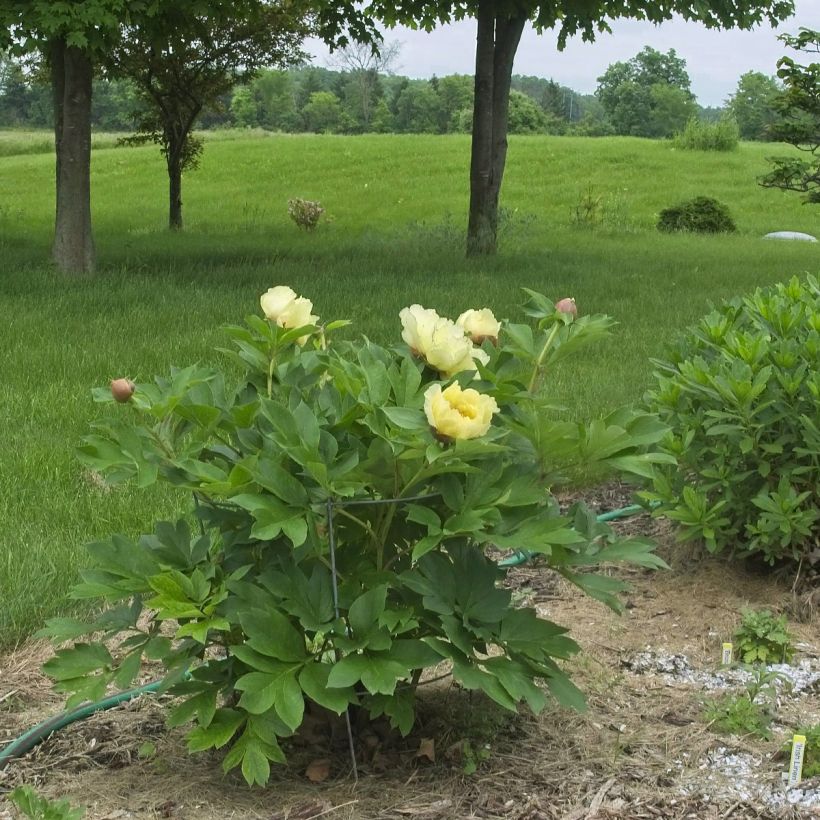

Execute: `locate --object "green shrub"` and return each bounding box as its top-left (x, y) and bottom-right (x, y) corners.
top-left (40, 287), bottom-right (668, 786)
top-left (287, 197), bottom-right (324, 230)
top-left (657, 196), bottom-right (737, 234)
top-left (734, 609), bottom-right (794, 664)
top-left (644, 275), bottom-right (820, 566)
top-left (673, 117), bottom-right (740, 152)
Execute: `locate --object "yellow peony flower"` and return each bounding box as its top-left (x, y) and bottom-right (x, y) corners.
top-left (456, 308), bottom-right (501, 345)
top-left (424, 318), bottom-right (475, 376)
top-left (424, 382), bottom-right (499, 441)
top-left (260, 286), bottom-right (318, 345)
top-left (400, 304), bottom-right (484, 377)
top-left (399, 304), bottom-right (440, 354)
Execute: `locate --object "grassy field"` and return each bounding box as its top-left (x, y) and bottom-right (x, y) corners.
top-left (1, 130), bottom-right (818, 647)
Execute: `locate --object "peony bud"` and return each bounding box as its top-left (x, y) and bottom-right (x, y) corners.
top-left (555, 297), bottom-right (578, 318)
top-left (111, 378), bottom-right (135, 403)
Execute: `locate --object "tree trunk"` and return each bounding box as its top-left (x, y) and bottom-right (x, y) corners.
top-left (466, 7), bottom-right (526, 257)
top-left (51, 40), bottom-right (64, 227)
top-left (167, 146), bottom-right (183, 230)
top-left (52, 41), bottom-right (95, 274)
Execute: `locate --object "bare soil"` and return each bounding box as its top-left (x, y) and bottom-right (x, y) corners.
top-left (1, 484), bottom-right (818, 820)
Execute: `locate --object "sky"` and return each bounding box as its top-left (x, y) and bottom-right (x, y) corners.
top-left (305, 0), bottom-right (820, 108)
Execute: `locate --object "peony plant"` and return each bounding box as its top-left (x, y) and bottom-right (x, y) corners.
top-left (42, 288), bottom-right (670, 786)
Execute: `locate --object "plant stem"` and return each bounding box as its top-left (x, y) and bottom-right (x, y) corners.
top-left (335, 508), bottom-right (378, 546)
top-left (527, 322), bottom-right (561, 394)
top-left (266, 334), bottom-right (279, 399)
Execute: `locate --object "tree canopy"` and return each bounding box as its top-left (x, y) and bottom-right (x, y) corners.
top-left (727, 71), bottom-right (782, 140)
top-left (596, 47), bottom-right (696, 137)
top-left (105, 0), bottom-right (310, 229)
top-left (760, 28), bottom-right (820, 203)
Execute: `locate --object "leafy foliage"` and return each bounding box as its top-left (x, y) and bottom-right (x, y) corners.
top-left (644, 275), bottom-right (820, 566)
top-left (727, 70), bottom-right (782, 141)
top-left (657, 196), bottom-right (737, 233)
top-left (8, 786), bottom-right (84, 820)
top-left (596, 47), bottom-right (696, 138)
top-left (41, 288), bottom-right (669, 785)
top-left (760, 29), bottom-right (820, 203)
top-left (703, 666), bottom-right (785, 740)
top-left (703, 692), bottom-right (773, 739)
top-left (734, 609), bottom-right (794, 664)
top-left (673, 117), bottom-right (740, 151)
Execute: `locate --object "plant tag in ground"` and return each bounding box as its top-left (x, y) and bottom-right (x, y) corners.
top-left (787, 734), bottom-right (806, 787)
top-left (721, 642), bottom-right (733, 666)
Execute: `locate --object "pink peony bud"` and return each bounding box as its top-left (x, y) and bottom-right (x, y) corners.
top-left (555, 297), bottom-right (578, 318)
top-left (110, 378), bottom-right (135, 403)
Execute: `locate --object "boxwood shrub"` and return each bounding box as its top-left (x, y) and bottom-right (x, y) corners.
top-left (644, 275), bottom-right (820, 567)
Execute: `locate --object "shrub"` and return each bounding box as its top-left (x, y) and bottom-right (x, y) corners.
top-left (673, 117), bottom-right (740, 151)
top-left (657, 196), bottom-right (737, 234)
top-left (41, 288), bottom-right (669, 786)
top-left (644, 275), bottom-right (820, 567)
top-left (287, 197), bottom-right (324, 230)
top-left (734, 609), bottom-right (795, 664)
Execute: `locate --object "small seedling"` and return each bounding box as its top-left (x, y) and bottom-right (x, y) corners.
top-left (703, 668), bottom-right (786, 740)
top-left (703, 692), bottom-right (773, 739)
top-left (137, 741), bottom-right (157, 759)
top-left (461, 740), bottom-right (491, 775)
top-left (9, 786), bottom-right (85, 820)
top-left (733, 609), bottom-right (794, 664)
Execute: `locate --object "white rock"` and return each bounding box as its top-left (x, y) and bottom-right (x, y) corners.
top-left (763, 231), bottom-right (818, 242)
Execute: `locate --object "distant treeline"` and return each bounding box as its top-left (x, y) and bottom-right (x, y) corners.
top-left (0, 59), bottom-right (731, 137)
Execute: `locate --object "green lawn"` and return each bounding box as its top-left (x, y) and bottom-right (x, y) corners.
top-left (1, 131), bottom-right (817, 647)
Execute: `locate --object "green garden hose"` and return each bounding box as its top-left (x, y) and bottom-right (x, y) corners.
top-left (0, 502), bottom-right (652, 770)
top-left (0, 681), bottom-right (163, 771)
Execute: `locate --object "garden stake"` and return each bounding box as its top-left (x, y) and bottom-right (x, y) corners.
top-left (788, 734), bottom-right (806, 787)
top-left (326, 497), bottom-right (359, 784)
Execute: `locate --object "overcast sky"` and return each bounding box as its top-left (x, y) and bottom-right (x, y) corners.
top-left (306, 0), bottom-right (820, 107)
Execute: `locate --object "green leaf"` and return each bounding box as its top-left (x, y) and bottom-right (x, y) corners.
top-left (239, 609), bottom-right (307, 661)
top-left (327, 654), bottom-right (409, 695)
top-left (167, 689), bottom-right (217, 729)
top-left (299, 662), bottom-right (355, 715)
top-left (42, 643), bottom-right (113, 681)
top-left (187, 708), bottom-right (245, 752)
top-left (382, 407), bottom-right (428, 430)
top-left (241, 741), bottom-right (271, 786)
top-left (235, 668), bottom-right (304, 729)
top-left (348, 585), bottom-right (387, 638)
top-left (112, 650), bottom-right (143, 689)
top-left (545, 669), bottom-right (587, 712)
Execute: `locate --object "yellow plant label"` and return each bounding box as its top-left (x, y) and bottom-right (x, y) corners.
top-left (721, 642), bottom-right (733, 665)
top-left (788, 734), bottom-right (806, 787)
